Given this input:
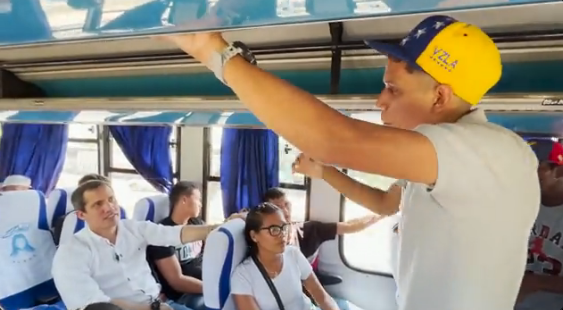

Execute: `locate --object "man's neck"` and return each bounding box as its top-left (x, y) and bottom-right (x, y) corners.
top-left (91, 226), bottom-right (118, 244)
top-left (170, 210), bottom-right (190, 225)
top-left (541, 195), bottom-right (563, 207)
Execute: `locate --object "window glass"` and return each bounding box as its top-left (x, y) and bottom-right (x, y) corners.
top-left (170, 143), bottom-right (178, 174)
top-left (109, 172), bottom-right (162, 216)
top-left (68, 124), bottom-right (97, 140)
top-left (205, 181), bottom-right (224, 224)
top-left (341, 170), bottom-right (399, 274)
top-left (204, 182), bottom-right (307, 223)
top-left (58, 142), bottom-right (99, 188)
top-left (284, 187), bottom-right (307, 222)
top-left (209, 127), bottom-right (221, 177)
top-left (110, 138), bottom-right (134, 170)
top-left (279, 138), bottom-right (304, 185)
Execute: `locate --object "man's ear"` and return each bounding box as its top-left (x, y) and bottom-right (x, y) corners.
top-left (76, 210), bottom-right (86, 220)
top-left (431, 84), bottom-right (455, 113)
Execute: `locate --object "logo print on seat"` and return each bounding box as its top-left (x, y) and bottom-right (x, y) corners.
top-left (1, 223), bottom-right (36, 263)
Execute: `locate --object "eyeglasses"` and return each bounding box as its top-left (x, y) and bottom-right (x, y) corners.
top-left (260, 223), bottom-right (290, 237)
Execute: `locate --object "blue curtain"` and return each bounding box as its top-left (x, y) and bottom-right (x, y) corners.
top-left (0, 123), bottom-right (68, 194)
top-left (109, 125), bottom-right (173, 192)
top-left (220, 128), bottom-right (279, 216)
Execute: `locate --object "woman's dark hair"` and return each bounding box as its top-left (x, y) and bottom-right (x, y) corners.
top-left (244, 202), bottom-right (281, 258)
top-left (82, 302), bottom-right (125, 310)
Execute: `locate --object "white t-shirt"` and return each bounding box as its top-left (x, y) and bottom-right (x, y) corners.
top-left (527, 204), bottom-right (563, 276)
top-left (396, 109), bottom-right (540, 310)
top-left (230, 246), bottom-right (314, 310)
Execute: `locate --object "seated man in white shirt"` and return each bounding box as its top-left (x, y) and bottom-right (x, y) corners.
top-left (51, 179), bottom-right (234, 310)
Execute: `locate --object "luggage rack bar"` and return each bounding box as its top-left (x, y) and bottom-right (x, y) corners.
top-left (0, 94), bottom-right (561, 112)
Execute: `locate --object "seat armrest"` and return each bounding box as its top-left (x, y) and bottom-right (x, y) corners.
top-left (315, 270), bottom-right (343, 286)
top-left (36, 295), bottom-right (59, 305)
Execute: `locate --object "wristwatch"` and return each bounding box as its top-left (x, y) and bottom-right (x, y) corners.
top-left (150, 299), bottom-right (161, 310)
top-left (210, 41), bottom-right (257, 85)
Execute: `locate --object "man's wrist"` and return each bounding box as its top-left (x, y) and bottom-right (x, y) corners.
top-left (192, 37), bottom-right (229, 68)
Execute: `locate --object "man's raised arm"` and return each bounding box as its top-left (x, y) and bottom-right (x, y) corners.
top-left (165, 34), bottom-right (438, 185)
top-left (293, 153), bottom-right (401, 216)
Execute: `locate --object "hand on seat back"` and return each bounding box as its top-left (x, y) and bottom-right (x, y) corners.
top-left (225, 211), bottom-right (246, 222)
top-left (292, 153), bottom-right (324, 179)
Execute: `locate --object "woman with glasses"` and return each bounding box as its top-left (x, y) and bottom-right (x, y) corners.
top-left (230, 203), bottom-right (339, 310)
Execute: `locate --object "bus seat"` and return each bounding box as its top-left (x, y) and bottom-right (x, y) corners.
top-left (133, 194), bottom-right (169, 222)
top-left (0, 190), bottom-right (59, 310)
top-left (46, 188), bottom-right (75, 230)
top-left (57, 207), bottom-right (127, 245)
top-left (202, 218), bottom-right (246, 310)
top-left (310, 255), bottom-right (342, 286)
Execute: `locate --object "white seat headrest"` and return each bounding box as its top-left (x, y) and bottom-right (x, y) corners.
top-left (133, 194), bottom-right (170, 222)
top-left (0, 190), bottom-right (58, 309)
top-left (47, 187), bottom-right (76, 228)
top-left (202, 218), bottom-right (247, 310)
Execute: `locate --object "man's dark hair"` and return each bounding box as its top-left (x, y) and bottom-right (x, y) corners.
top-left (71, 180), bottom-right (111, 212)
top-left (83, 302), bottom-right (124, 310)
top-left (169, 181), bottom-right (200, 212)
top-left (388, 56), bottom-right (419, 74)
top-left (78, 174), bottom-right (110, 185)
top-left (263, 187), bottom-right (285, 202)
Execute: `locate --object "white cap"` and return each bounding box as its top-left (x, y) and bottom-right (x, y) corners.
top-left (2, 175), bottom-right (32, 188)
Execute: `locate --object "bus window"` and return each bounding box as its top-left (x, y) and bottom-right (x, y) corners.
top-left (58, 124), bottom-right (99, 188)
top-left (108, 129), bottom-right (178, 214)
top-left (341, 170), bottom-right (398, 274)
top-left (205, 128), bottom-right (308, 223)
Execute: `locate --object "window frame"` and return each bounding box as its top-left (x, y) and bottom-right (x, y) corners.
top-left (202, 127), bottom-right (310, 222)
top-left (337, 169), bottom-right (395, 277)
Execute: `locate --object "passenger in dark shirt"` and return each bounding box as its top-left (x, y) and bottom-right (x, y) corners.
top-left (147, 181), bottom-right (205, 310)
top-left (264, 187), bottom-right (379, 263)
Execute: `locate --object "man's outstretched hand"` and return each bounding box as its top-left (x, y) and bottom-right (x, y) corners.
top-left (292, 153), bottom-right (324, 179)
top-left (156, 3), bottom-right (232, 66)
top-left (162, 31), bottom-right (227, 66)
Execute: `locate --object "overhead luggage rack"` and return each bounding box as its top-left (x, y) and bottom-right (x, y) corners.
top-left (0, 94), bottom-right (560, 114)
top-left (1, 1), bottom-right (563, 67)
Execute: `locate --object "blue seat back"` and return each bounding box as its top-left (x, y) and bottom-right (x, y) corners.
top-left (0, 190), bottom-right (59, 310)
top-left (202, 218), bottom-right (247, 310)
top-left (133, 194), bottom-right (169, 222)
top-left (58, 207), bottom-right (127, 245)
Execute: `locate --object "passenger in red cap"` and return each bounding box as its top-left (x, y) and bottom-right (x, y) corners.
top-left (518, 139), bottom-right (563, 307)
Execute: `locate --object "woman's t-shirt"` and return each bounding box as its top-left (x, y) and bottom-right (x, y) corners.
top-left (230, 246), bottom-right (314, 310)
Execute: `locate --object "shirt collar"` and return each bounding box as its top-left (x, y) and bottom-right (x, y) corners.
top-left (85, 222), bottom-right (120, 245)
top-left (458, 108), bottom-right (487, 123)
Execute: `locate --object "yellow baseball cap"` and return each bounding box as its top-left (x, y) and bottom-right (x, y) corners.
top-left (365, 15), bottom-right (502, 105)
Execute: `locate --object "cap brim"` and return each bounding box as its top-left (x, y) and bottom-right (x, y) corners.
top-left (364, 40), bottom-right (423, 71)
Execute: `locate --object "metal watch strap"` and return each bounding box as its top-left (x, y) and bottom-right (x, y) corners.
top-left (210, 43), bottom-right (244, 85)
top-left (150, 298), bottom-right (161, 310)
